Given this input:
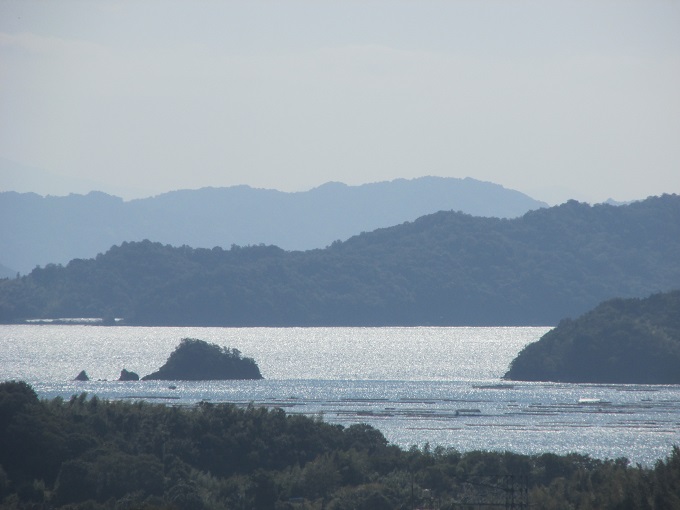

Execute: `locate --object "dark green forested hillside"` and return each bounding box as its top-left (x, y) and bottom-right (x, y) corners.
top-left (1, 194), bottom-right (679, 326)
top-left (1, 381), bottom-right (679, 509)
top-left (504, 290), bottom-right (680, 384)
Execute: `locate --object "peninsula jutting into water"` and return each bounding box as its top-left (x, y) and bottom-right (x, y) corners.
top-left (505, 290), bottom-right (680, 384)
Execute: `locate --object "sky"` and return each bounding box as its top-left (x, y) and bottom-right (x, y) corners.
top-left (1, 1), bottom-right (679, 205)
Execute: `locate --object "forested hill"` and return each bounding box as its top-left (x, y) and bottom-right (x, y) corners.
top-left (1, 194), bottom-right (678, 326)
top-left (504, 290), bottom-right (680, 384)
top-left (0, 176), bottom-right (546, 274)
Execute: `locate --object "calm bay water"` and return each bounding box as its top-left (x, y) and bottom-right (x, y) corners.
top-left (1, 325), bottom-right (678, 465)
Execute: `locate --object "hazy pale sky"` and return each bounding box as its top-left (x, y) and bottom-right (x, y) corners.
top-left (1, 0), bottom-right (679, 204)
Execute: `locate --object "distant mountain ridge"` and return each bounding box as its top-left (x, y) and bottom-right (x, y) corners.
top-left (1, 194), bottom-right (677, 326)
top-left (1, 176), bottom-right (546, 273)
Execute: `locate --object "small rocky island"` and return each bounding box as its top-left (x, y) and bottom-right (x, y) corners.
top-left (504, 290), bottom-right (680, 384)
top-left (118, 369), bottom-right (139, 381)
top-left (142, 338), bottom-right (263, 381)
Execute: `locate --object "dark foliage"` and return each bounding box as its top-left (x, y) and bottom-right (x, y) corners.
top-left (142, 338), bottom-right (263, 380)
top-left (0, 381), bottom-right (678, 509)
top-left (1, 195), bottom-right (679, 326)
top-left (504, 290), bottom-right (680, 383)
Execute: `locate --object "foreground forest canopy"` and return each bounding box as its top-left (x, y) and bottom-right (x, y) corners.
top-left (504, 290), bottom-right (680, 384)
top-left (1, 194), bottom-right (679, 326)
top-left (1, 381), bottom-right (678, 510)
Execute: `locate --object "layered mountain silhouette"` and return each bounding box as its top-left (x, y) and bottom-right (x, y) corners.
top-left (1, 176), bottom-right (546, 274)
top-left (1, 194), bottom-right (677, 326)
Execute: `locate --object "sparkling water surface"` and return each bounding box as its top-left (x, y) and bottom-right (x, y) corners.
top-left (1, 325), bottom-right (678, 465)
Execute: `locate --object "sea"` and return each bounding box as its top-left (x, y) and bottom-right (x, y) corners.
top-left (1, 325), bottom-right (678, 466)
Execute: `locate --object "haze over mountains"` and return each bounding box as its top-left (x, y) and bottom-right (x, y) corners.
top-left (2, 194), bottom-right (677, 326)
top-left (1, 176), bottom-right (546, 275)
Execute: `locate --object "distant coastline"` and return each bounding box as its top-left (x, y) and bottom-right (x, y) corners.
top-left (24, 318), bottom-right (123, 326)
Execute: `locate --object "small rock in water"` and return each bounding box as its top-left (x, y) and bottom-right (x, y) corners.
top-left (118, 368), bottom-right (140, 381)
top-left (74, 370), bottom-right (89, 381)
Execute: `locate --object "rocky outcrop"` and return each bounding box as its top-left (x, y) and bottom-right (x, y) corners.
top-left (118, 369), bottom-right (139, 381)
top-left (142, 338), bottom-right (263, 381)
top-left (74, 370), bottom-right (89, 381)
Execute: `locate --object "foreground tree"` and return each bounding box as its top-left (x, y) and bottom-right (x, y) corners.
top-left (0, 381), bottom-right (678, 509)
